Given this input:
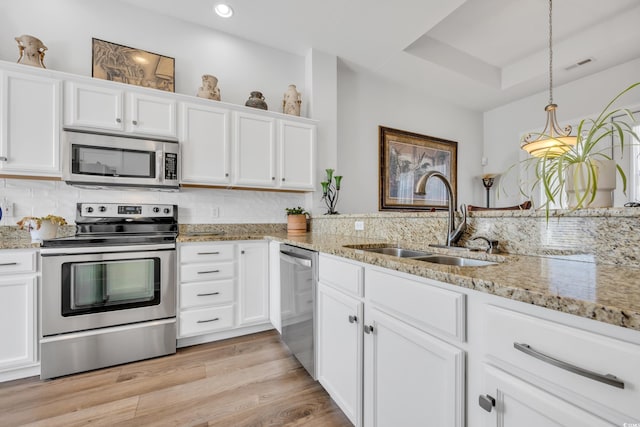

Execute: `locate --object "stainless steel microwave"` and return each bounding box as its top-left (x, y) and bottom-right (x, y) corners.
top-left (62, 129), bottom-right (179, 190)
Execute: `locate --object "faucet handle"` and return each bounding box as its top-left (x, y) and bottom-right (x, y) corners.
top-left (471, 236), bottom-right (499, 254)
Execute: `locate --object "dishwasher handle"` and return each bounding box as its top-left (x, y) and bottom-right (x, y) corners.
top-left (280, 250), bottom-right (312, 268)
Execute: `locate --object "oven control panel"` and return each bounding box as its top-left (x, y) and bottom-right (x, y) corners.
top-left (79, 203), bottom-right (175, 218)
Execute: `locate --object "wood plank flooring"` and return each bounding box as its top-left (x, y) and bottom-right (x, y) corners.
top-left (0, 330), bottom-right (352, 427)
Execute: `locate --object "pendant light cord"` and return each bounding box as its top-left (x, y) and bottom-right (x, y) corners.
top-left (548, 0), bottom-right (553, 105)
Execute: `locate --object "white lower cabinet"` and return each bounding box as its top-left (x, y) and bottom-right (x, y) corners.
top-left (237, 242), bottom-right (269, 326)
top-left (317, 282), bottom-right (363, 426)
top-left (178, 241), bottom-right (270, 342)
top-left (0, 249), bottom-right (38, 381)
top-left (474, 303), bottom-right (640, 425)
top-left (363, 306), bottom-right (465, 427)
top-left (480, 364), bottom-right (613, 427)
top-left (317, 254), bottom-right (465, 427)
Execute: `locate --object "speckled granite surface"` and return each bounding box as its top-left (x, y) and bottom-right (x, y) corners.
top-left (3, 214), bottom-right (640, 332)
top-left (264, 233), bottom-right (640, 332)
top-left (0, 225), bottom-right (74, 249)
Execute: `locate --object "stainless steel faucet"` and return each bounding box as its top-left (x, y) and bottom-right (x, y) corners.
top-left (414, 171), bottom-right (467, 246)
top-left (471, 236), bottom-right (500, 254)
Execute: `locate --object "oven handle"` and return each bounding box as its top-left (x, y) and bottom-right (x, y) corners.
top-left (40, 243), bottom-right (176, 256)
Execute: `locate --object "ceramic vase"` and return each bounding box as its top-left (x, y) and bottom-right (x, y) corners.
top-left (282, 84), bottom-right (301, 116)
top-left (15, 34), bottom-right (47, 69)
top-left (565, 159), bottom-right (616, 208)
top-left (29, 220), bottom-right (58, 243)
top-left (245, 91), bottom-right (268, 110)
top-left (196, 74), bottom-right (221, 101)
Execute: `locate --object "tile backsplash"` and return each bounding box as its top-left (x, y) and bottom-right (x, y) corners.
top-left (0, 179), bottom-right (305, 225)
top-left (310, 209), bottom-right (640, 267)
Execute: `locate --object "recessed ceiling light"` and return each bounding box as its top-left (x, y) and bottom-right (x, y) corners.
top-left (214, 3), bottom-right (234, 18)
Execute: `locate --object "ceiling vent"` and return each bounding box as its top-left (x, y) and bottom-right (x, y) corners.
top-left (565, 58), bottom-right (594, 71)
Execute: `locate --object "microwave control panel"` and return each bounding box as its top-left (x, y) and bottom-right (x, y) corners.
top-left (165, 153), bottom-right (178, 181)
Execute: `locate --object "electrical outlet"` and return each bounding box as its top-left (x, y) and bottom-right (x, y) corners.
top-left (1, 200), bottom-right (13, 218)
top-left (210, 207), bottom-right (219, 218)
top-left (355, 221), bottom-right (364, 231)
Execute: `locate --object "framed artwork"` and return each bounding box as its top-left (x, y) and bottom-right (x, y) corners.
top-left (91, 38), bottom-right (175, 92)
top-left (379, 126), bottom-right (458, 211)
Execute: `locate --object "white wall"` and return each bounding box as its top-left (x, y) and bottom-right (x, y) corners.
top-left (336, 62), bottom-right (485, 213)
top-left (0, 0), bottom-right (305, 109)
top-left (0, 0), bottom-right (308, 224)
top-left (484, 57), bottom-right (640, 207)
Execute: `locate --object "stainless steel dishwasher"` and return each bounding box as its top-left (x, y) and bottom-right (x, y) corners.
top-left (279, 244), bottom-right (318, 379)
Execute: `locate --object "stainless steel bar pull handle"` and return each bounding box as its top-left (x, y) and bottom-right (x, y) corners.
top-left (197, 251), bottom-right (220, 255)
top-left (197, 270), bottom-right (220, 274)
top-left (197, 317), bottom-right (220, 323)
top-left (348, 315), bottom-right (358, 323)
top-left (197, 292), bottom-right (220, 297)
top-left (478, 394), bottom-right (495, 413)
top-left (514, 342), bottom-right (624, 389)
top-left (0, 262), bottom-right (18, 266)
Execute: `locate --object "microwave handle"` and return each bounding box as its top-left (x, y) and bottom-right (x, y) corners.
top-left (156, 150), bottom-right (163, 184)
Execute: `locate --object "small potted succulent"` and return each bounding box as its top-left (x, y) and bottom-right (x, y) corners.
top-left (285, 206), bottom-right (309, 235)
top-left (17, 214), bottom-right (67, 243)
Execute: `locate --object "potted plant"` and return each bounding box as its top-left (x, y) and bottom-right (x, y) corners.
top-left (17, 214), bottom-right (67, 243)
top-left (520, 82), bottom-right (640, 218)
top-left (285, 206), bottom-right (309, 235)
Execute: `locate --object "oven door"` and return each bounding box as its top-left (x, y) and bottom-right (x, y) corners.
top-left (41, 245), bottom-right (176, 337)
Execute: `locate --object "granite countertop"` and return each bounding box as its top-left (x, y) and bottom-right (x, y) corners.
top-left (5, 230), bottom-right (639, 331)
top-left (178, 232), bottom-right (640, 332)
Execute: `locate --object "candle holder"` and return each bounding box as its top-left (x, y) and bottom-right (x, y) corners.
top-left (321, 168), bottom-right (342, 215)
top-left (481, 174), bottom-right (498, 208)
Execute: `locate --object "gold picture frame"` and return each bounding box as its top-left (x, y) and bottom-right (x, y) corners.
top-left (91, 38), bottom-right (175, 92)
top-left (379, 126), bottom-right (458, 211)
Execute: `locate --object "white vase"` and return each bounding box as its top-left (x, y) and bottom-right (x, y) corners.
top-left (565, 159), bottom-right (616, 208)
top-left (29, 220), bottom-right (58, 243)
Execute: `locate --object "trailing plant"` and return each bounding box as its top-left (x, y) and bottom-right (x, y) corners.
top-left (285, 206), bottom-right (309, 216)
top-left (517, 82), bottom-right (640, 220)
top-left (17, 214), bottom-right (67, 231)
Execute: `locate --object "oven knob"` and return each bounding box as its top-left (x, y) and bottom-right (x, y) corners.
top-left (163, 208), bottom-right (170, 214)
top-left (153, 207), bottom-right (160, 213)
top-left (99, 206), bottom-right (107, 212)
top-left (86, 207), bottom-right (94, 213)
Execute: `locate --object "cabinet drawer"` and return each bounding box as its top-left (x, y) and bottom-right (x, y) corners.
top-left (180, 279), bottom-right (234, 309)
top-left (179, 305), bottom-right (234, 337)
top-left (0, 250), bottom-right (36, 275)
top-left (366, 268), bottom-right (465, 342)
top-left (319, 254), bottom-right (363, 297)
top-left (180, 262), bottom-right (234, 282)
top-left (484, 305), bottom-right (640, 419)
top-left (180, 244), bottom-right (234, 263)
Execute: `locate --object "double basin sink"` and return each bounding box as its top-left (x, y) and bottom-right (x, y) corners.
top-left (352, 246), bottom-right (497, 267)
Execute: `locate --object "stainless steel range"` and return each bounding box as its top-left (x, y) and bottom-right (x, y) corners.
top-left (39, 203), bottom-right (178, 379)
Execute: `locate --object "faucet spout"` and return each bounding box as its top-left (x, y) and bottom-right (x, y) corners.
top-left (414, 171), bottom-right (464, 246)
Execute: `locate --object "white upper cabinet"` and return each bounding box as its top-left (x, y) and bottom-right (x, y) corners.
top-left (179, 102), bottom-right (231, 185)
top-left (0, 70), bottom-right (61, 177)
top-left (64, 80), bottom-right (177, 138)
top-left (233, 111), bottom-right (277, 188)
top-left (230, 111), bottom-right (316, 191)
top-left (64, 81), bottom-right (124, 131)
top-left (279, 119), bottom-right (316, 190)
top-left (128, 92), bottom-right (177, 137)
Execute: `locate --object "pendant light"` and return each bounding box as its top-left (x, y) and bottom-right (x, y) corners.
top-left (521, 0), bottom-right (576, 157)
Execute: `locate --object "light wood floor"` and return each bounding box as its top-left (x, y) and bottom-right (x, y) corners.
top-left (0, 330), bottom-right (352, 427)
